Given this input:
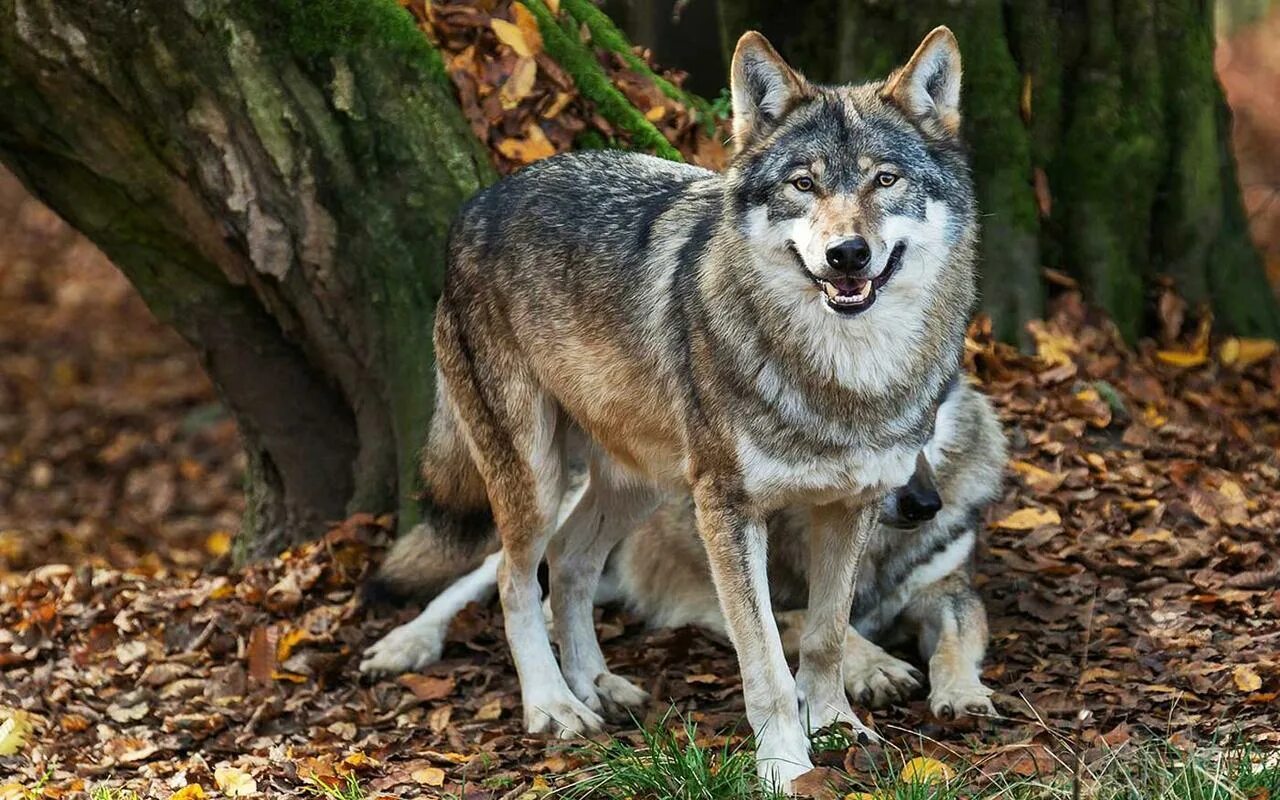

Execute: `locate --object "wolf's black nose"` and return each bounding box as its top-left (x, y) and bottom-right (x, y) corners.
top-left (826, 236), bottom-right (872, 273)
top-left (898, 485), bottom-right (943, 523)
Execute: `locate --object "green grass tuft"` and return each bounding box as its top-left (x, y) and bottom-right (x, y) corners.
top-left (559, 711), bottom-right (785, 800)
top-left (303, 773), bottom-right (369, 800)
top-left (88, 789), bottom-right (141, 800)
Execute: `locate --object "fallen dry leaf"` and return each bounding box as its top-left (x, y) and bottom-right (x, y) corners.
top-left (398, 674), bottom-right (456, 701)
top-left (900, 756), bottom-right (956, 784)
top-left (0, 709), bottom-right (30, 756)
top-left (412, 767), bottom-right (446, 787)
top-left (213, 767), bottom-right (257, 797)
top-left (495, 123), bottom-right (557, 163)
top-left (994, 507), bottom-right (1062, 530)
top-left (491, 18), bottom-right (532, 57)
top-left (1234, 665), bottom-right (1263, 693)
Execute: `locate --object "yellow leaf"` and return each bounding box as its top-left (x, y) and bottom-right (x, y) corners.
top-left (342, 751), bottom-right (379, 769)
top-left (474, 698), bottom-right (503, 721)
top-left (491, 18), bottom-right (532, 57)
top-left (545, 0), bottom-right (560, 13)
top-left (994, 507), bottom-right (1061, 530)
top-left (1142, 404), bottom-right (1167, 428)
top-left (1220, 337), bottom-right (1277, 368)
top-left (1234, 665), bottom-right (1263, 693)
top-left (169, 786), bottom-right (207, 799)
top-left (214, 766), bottom-right (258, 797)
top-left (1027, 320), bottom-right (1076, 367)
top-left (0, 784), bottom-right (29, 800)
top-left (644, 105), bottom-right (667, 122)
top-left (276, 627), bottom-right (310, 663)
top-left (1155, 349), bottom-right (1207, 368)
top-left (205, 530), bottom-right (233, 557)
top-left (900, 756), bottom-right (955, 784)
top-left (413, 767), bottom-right (446, 787)
top-left (496, 124), bottom-right (557, 164)
top-left (1011, 460), bottom-right (1063, 492)
top-left (0, 709), bottom-right (30, 756)
top-left (510, 3), bottom-right (544, 55)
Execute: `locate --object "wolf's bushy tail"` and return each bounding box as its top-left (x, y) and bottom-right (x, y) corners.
top-left (365, 385), bottom-right (497, 605)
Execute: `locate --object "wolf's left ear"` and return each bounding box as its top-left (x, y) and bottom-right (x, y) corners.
top-left (731, 32), bottom-right (809, 147)
top-left (882, 26), bottom-right (962, 135)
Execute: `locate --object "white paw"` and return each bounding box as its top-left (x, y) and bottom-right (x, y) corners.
top-left (595, 672), bottom-right (650, 719)
top-left (524, 690), bottom-right (607, 739)
top-left (929, 681), bottom-right (995, 720)
top-left (844, 650), bottom-right (923, 709)
top-left (360, 620), bottom-right (447, 675)
top-left (755, 738), bottom-right (813, 795)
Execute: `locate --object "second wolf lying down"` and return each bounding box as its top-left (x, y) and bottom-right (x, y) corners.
top-left (362, 378), bottom-right (1007, 720)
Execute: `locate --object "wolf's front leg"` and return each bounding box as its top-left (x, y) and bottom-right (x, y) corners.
top-left (908, 573), bottom-right (994, 719)
top-left (693, 478), bottom-right (811, 793)
top-left (795, 502), bottom-right (880, 741)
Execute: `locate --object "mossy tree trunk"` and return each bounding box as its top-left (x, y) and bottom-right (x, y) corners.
top-left (716, 0), bottom-right (1278, 343)
top-left (0, 0), bottom-right (496, 556)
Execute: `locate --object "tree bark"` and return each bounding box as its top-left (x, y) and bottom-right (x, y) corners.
top-left (0, 0), bottom-right (495, 556)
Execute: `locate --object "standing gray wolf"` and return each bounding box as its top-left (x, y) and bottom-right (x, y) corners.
top-left (364, 379), bottom-right (1006, 722)
top-left (371, 26), bottom-right (976, 790)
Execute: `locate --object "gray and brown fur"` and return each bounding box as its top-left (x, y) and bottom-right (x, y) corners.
top-left (371, 27), bottom-right (976, 789)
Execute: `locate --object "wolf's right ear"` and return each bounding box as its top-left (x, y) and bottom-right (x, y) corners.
top-left (730, 32), bottom-right (809, 148)
top-left (882, 26), bottom-right (963, 136)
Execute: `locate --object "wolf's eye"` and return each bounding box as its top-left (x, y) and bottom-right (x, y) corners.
top-left (876, 172), bottom-right (899, 188)
top-left (790, 176), bottom-right (814, 192)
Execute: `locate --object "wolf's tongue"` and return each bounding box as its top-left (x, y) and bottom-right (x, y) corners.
top-left (829, 277), bottom-right (867, 294)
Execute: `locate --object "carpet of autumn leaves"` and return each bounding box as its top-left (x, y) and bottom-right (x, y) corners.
top-left (4, 3), bottom-right (1280, 798)
top-left (5, 257), bottom-right (1280, 798)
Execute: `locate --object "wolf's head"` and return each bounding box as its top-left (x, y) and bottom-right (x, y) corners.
top-left (725, 28), bottom-right (977, 330)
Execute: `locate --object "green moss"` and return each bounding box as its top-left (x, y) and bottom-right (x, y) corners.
top-left (524, 0), bottom-right (681, 161)
top-left (238, 0), bottom-right (448, 81)
top-left (560, 0), bottom-right (711, 117)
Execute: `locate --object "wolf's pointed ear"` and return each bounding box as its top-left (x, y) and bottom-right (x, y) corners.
top-left (731, 32), bottom-right (809, 148)
top-left (882, 26), bottom-right (963, 135)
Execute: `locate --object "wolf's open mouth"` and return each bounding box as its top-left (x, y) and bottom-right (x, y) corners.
top-left (796, 241), bottom-right (908, 316)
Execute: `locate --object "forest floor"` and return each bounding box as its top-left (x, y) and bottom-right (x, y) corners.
top-left (3, 232), bottom-right (1280, 799)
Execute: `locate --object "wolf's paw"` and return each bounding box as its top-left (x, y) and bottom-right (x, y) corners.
top-left (359, 620), bottom-right (446, 675)
top-left (755, 735), bottom-right (815, 795)
top-left (929, 681), bottom-right (995, 720)
top-left (525, 690), bottom-right (607, 739)
top-left (595, 673), bottom-right (650, 719)
top-left (844, 650), bottom-right (923, 709)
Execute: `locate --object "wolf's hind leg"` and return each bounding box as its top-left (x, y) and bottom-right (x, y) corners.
top-left (907, 573), bottom-right (994, 719)
top-left (436, 309), bottom-right (602, 738)
top-left (547, 462), bottom-right (657, 719)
